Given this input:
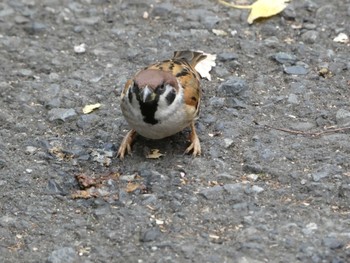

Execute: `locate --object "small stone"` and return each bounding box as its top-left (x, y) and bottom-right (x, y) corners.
top-left (218, 77), bottom-right (248, 97)
top-left (311, 171), bottom-right (329, 182)
top-left (74, 43), bottom-right (86, 54)
top-left (209, 97), bottom-right (225, 107)
top-left (290, 122), bottom-right (315, 131)
top-left (322, 237), bottom-right (343, 249)
top-left (47, 179), bottom-right (64, 195)
top-left (47, 247), bottom-right (78, 263)
top-left (273, 52), bottom-right (297, 65)
top-left (24, 22), bottom-right (47, 34)
top-left (263, 36), bottom-right (280, 48)
top-left (301, 30), bottom-right (318, 44)
top-left (14, 15), bottom-right (30, 24)
top-left (283, 65), bottom-right (308, 75)
top-left (218, 52), bottom-right (238, 62)
top-left (287, 94), bottom-right (299, 104)
top-left (247, 174), bottom-right (259, 181)
top-left (223, 138), bottom-right (234, 148)
top-left (16, 69), bottom-right (33, 77)
top-left (76, 114), bottom-right (99, 130)
top-left (140, 228), bottom-right (161, 242)
top-left (78, 16), bottom-right (100, 25)
top-left (336, 109), bottom-right (350, 126)
top-left (223, 183), bottom-right (244, 194)
top-left (151, 3), bottom-right (172, 17)
top-left (0, 8), bottom-right (14, 17)
top-left (251, 185), bottom-right (264, 193)
top-left (48, 108), bottom-right (77, 122)
top-left (302, 222), bottom-right (318, 235)
top-left (25, 146), bottom-right (37, 154)
top-left (199, 185), bottom-right (224, 200)
top-left (141, 194), bottom-right (157, 205)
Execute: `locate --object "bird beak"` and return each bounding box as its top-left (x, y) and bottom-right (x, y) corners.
top-left (140, 86), bottom-right (156, 103)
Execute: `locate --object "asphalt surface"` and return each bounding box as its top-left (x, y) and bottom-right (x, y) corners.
top-left (1, 0), bottom-right (350, 262)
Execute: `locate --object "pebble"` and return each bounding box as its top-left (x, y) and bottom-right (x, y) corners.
top-left (289, 122), bottom-right (315, 131)
top-left (302, 222), bottom-right (318, 235)
top-left (283, 65), bottom-right (308, 75)
top-left (47, 179), bottom-right (64, 195)
top-left (25, 146), bottom-right (37, 154)
top-left (223, 138), bottom-right (234, 148)
top-left (217, 77), bottom-right (248, 97)
top-left (263, 36), bottom-right (280, 48)
top-left (247, 174), bottom-right (259, 181)
top-left (335, 109), bottom-right (350, 126)
top-left (251, 185), bottom-right (264, 194)
top-left (218, 52), bottom-right (238, 62)
top-left (78, 16), bottom-right (100, 25)
top-left (23, 22), bottom-right (47, 34)
top-left (208, 97), bottom-right (225, 107)
top-left (273, 52), bottom-right (298, 65)
top-left (151, 3), bottom-right (172, 17)
top-left (76, 114), bottom-right (99, 130)
top-left (199, 185), bottom-right (224, 200)
top-left (140, 228), bottom-right (161, 242)
top-left (287, 94), bottom-right (299, 104)
top-left (322, 237), bottom-right (343, 249)
top-left (47, 247), bottom-right (78, 263)
top-left (311, 171), bottom-right (329, 182)
top-left (48, 108), bottom-right (77, 122)
top-left (14, 15), bottom-right (30, 24)
top-left (223, 183), bottom-right (244, 194)
top-left (74, 43), bottom-right (86, 54)
top-left (301, 30), bottom-right (319, 44)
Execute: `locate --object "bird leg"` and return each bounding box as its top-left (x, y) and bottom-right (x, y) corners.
top-left (185, 122), bottom-right (201, 156)
top-left (117, 129), bottom-right (137, 159)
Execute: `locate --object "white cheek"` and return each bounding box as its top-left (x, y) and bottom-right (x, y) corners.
top-left (155, 86), bottom-right (183, 121)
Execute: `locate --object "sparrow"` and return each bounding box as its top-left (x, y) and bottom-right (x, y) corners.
top-left (117, 50), bottom-right (216, 159)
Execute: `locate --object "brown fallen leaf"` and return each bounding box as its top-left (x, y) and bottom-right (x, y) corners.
top-left (126, 182), bottom-right (141, 193)
top-left (219, 0), bottom-right (290, 24)
top-left (71, 189), bottom-right (97, 199)
top-left (146, 149), bottom-right (164, 159)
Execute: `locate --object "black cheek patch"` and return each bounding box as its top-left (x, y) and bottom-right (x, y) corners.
top-left (165, 90), bottom-right (176, 105)
top-left (139, 101), bottom-right (158, 125)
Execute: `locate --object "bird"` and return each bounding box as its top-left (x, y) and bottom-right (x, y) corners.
top-left (117, 50), bottom-right (216, 159)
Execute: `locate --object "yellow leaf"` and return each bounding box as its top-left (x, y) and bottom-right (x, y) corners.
top-left (218, 0), bottom-right (290, 24)
top-left (146, 149), bottom-right (164, 159)
top-left (82, 103), bottom-right (101, 114)
top-left (248, 0), bottom-right (290, 24)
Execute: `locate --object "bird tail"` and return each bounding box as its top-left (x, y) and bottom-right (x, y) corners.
top-left (173, 51), bottom-right (216, 81)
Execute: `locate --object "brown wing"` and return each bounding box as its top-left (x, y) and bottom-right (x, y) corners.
top-left (144, 52), bottom-right (203, 112)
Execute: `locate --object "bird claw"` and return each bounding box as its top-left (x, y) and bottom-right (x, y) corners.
top-left (117, 130), bottom-right (136, 159)
top-left (184, 123), bottom-right (201, 156)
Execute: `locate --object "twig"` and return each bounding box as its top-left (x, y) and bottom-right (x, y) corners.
top-left (256, 122), bottom-right (350, 137)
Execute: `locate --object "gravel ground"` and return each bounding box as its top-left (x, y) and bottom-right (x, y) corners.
top-left (1, 0), bottom-right (350, 262)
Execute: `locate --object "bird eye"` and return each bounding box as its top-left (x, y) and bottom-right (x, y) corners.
top-left (157, 84), bottom-right (165, 94)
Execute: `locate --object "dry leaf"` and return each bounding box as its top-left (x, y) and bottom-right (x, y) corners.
top-left (126, 182), bottom-right (141, 193)
top-left (194, 51), bottom-right (216, 81)
top-left (146, 149), bottom-right (164, 159)
top-left (218, 0), bottom-right (290, 24)
top-left (83, 103), bottom-right (101, 114)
